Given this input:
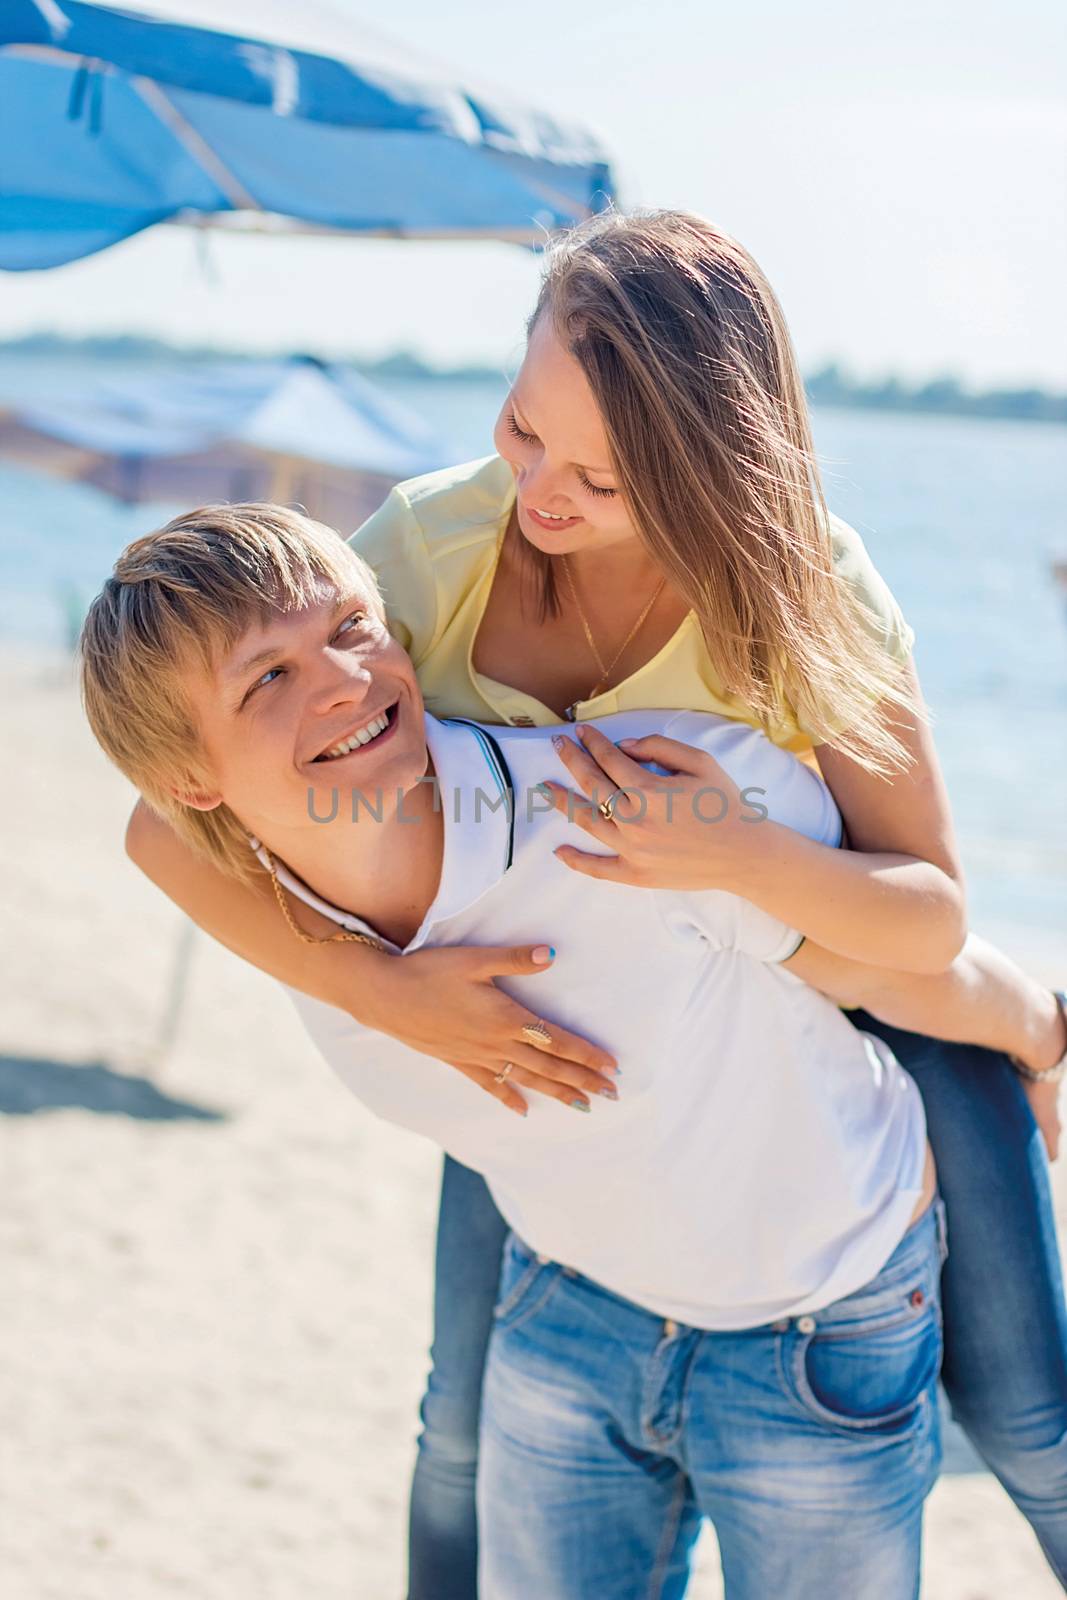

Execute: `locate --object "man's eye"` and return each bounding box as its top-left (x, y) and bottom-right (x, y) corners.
top-left (247, 666), bottom-right (283, 700)
top-left (336, 610), bottom-right (368, 637)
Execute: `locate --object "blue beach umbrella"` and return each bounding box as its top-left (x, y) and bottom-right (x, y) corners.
top-left (0, 0), bottom-right (615, 270)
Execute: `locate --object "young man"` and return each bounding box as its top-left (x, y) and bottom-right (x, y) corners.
top-left (81, 505), bottom-right (1065, 1600)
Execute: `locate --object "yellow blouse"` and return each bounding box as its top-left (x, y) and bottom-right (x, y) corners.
top-left (349, 454), bottom-right (914, 758)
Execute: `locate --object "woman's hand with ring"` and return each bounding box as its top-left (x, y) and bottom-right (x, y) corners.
top-left (541, 724), bottom-right (761, 892)
top-left (358, 943), bottom-right (619, 1116)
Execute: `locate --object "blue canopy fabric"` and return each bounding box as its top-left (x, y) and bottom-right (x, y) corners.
top-left (0, 0), bottom-right (615, 269)
top-left (0, 355), bottom-right (452, 527)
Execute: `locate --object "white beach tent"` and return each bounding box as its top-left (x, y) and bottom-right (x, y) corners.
top-left (0, 354), bottom-right (452, 529)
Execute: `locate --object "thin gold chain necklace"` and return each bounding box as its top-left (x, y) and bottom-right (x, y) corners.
top-left (560, 553), bottom-right (666, 704)
top-left (262, 844), bottom-right (385, 950)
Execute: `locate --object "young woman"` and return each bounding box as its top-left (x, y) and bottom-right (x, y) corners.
top-left (127, 210), bottom-right (1067, 1595)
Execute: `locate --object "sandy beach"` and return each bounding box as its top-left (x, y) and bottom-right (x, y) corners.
top-left (3, 644), bottom-right (1065, 1600)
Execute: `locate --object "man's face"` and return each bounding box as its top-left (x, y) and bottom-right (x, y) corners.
top-left (180, 575), bottom-right (426, 842)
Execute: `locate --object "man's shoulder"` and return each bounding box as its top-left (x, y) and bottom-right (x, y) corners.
top-left (493, 708), bottom-right (768, 763)
top-left (487, 709), bottom-right (841, 849)
top-left (490, 707), bottom-right (696, 749)
top-left (483, 710), bottom-right (763, 780)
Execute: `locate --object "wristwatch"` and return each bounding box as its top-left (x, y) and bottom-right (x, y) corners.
top-left (1012, 990), bottom-right (1067, 1085)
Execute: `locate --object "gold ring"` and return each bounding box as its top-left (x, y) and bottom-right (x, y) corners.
top-left (598, 787), bottom-right (628, 822)
top-left (495, 1062), bottom-right (516, 1084)
top-left (521, 1020), bottom-right (553, 1047)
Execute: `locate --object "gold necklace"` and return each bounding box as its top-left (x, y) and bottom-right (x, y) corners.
top-left (560, 554), bottom-right (666, 705)
top-left (262, 844), bottom-right (385, 950)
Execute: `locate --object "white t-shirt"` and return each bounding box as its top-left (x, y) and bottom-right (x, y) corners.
top-left (273, 710), bottom-right (927, 1330)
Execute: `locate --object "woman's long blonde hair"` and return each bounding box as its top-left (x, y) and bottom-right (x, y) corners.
top-left (528, 209), bottom-right (921, 774)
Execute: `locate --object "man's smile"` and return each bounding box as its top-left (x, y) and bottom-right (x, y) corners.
top-left (310, 701), bottom-right (400, 763)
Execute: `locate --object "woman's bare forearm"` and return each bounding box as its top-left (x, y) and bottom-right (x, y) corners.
top-left (791, 663), bottom-right (969, 973)
top-left (125, 799), bottom-right (390, 1013)
top-left (737, 822), bottom-right (966, 973)
top-left (125, 801), bottom-right (618, 1112)
top-left (786, 932), bottom-right (1065, 1073)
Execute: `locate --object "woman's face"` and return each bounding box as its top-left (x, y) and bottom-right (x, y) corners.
top-left (493, 316), bottom-right (641, 557)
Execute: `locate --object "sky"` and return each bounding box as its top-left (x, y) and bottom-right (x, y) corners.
top-left (1, 0), bottom-right (1065, 386)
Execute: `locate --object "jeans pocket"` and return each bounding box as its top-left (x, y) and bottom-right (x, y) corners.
top-left (782, 1231), bottom-right (944, 1436)
top-left (493, 1234), bottom-right (563, 1334)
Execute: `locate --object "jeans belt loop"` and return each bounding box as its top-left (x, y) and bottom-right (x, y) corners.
top-left (934, 1196), bottom-right (949, 1264)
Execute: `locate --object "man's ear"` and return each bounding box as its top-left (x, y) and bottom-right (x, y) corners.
top-left (168, 782), bottom-right (223, 812)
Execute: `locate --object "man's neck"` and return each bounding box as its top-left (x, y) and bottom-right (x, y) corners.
top-left (254, 761), bottom-right (444, 950)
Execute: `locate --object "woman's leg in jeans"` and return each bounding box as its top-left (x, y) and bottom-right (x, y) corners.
top-left (853, 1013), bottom-right (1067, 1585)
top-left (407, 1155), bottom-right (509, 1600)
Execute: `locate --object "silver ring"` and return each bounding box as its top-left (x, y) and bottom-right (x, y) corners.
top-left (494, 1062), bottom-right (516, 1085)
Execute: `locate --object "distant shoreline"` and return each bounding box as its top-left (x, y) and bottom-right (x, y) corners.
top-left (2, 334), bottom-right (1064, 427)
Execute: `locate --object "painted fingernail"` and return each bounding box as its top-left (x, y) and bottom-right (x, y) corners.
top-left (552, 735), bottom-right (566, 752)
top-left (532, 945), bottom-right (554, 964)
top-left (570, 1099), bottom-right (591, 1113)
top-left (512, 1103), bottom-right (528, 1117)
top-left (597, 1084), bottom-right (619, 1100)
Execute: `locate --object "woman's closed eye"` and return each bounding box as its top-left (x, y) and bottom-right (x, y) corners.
top-left (577, 472), bottom-right (616, 499)
top-left (506, 410), bottom-right (537, 445)
top-left (506, 411), bottom-right (617, 500)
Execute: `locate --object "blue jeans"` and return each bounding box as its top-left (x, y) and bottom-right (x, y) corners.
top-left (406, 1147), bottom-right (510, 1600)
top-left (479, 1198), bottom-right (946, 1598)
top-left (406, 1028), bottom-right (1067, 1597)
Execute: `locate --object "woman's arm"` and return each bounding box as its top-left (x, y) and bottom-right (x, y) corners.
top-left (785, 932), bottom-right (1066, 1159)
top-left (544, 659), bottom-right (966, 974)
top-left (125, 800), bottom-right (618, 1114)
top-left (715, 678), bottom-right (966, 972)
top-left (800, 656), bottom-right (966, 970)
top-left (784, 933), bottom-right (1065, 1074)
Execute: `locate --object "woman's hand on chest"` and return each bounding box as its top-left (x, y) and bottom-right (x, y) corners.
top-left (539, 723), bottom-right (762, 891)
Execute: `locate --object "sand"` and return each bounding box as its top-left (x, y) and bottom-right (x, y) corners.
top-left (2, 646), bottom-right (1065, 1599)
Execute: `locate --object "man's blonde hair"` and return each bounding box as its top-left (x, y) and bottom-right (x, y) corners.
top-left (79, 502), bottom-right (383, 882)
